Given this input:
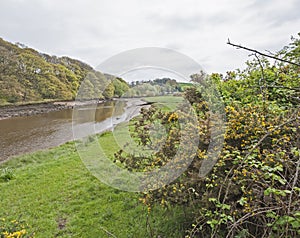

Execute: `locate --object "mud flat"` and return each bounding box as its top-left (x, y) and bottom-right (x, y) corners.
top-left (0, 100), bottom-right (102, 120)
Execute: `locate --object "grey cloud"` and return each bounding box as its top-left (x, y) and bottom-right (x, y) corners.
top-left (164, 42), bottom-right (183, 51)
top-left (148, 11), bottom-right (238, 35)
top-left (0, 0), bottom-right (299, 75)
top-left (246, 0), bottom-right (300, 26)
top-left (206, 13), bottom-right (234, 26)
top-left (269, 9), bottom-right (300, 27)
top-left (147, 13), bottom-right (204, 31)
top-left (0, 1), bottom-right (69, 49)
top-left (96, 47), bottom-right (203, 80)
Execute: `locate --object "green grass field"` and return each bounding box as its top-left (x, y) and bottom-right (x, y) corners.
top-left (143, 95), bottom-right (185, 111)
top-left (0, 122), bottom-right (188, 237)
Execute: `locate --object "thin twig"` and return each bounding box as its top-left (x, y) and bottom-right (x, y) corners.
top-left (227, 40), bottom-right (300, 67)
top-left (226, 206), bottom-right (283, 238)
top-left (288, 117), bottom-right (300, 214)
top-left (253, 53), bottom-right (267, 103)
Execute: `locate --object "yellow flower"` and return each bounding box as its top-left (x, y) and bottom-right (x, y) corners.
top-left (5, 229), bottom-right (26, 238)
top-left (168, 112), bottom-right (178, 122)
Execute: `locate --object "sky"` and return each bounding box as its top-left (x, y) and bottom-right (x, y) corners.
top-left (0, 0), bottom-right (299, 79)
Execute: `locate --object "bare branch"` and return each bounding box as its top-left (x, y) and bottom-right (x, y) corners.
top-left (226, 206), bottom-right (284, 238)
top-left (227, 40), bottom-right (300, 67)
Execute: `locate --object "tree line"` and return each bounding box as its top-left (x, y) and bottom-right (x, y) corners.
top-left (0, 38), bottom-right (129, 105)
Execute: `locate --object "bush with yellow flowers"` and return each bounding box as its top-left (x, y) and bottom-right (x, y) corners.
top-left (114, 33), bottom-right (300, 237)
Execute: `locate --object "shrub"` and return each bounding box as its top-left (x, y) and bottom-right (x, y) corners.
top-left (114, 33), bottom-right (300, 237)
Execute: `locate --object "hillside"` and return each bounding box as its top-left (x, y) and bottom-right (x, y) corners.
top-left (0, 38), bottom-right (128, 105)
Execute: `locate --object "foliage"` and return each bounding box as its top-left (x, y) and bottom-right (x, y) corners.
top-left (113, 77), bottom-right (130, 97)
top-left (102, 81), bottom-right (115, 99)
top-left (126, 78), bottom-right (185, 97)
top-left (115, 33), bottom-right (300, 237)
top-left (0, 38), bottom-right (129, 105)
top-left (0, 38), bottom-right (91, 104)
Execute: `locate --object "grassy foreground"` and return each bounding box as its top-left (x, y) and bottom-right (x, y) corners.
top-left (0, 123), bottom-right (188, 237)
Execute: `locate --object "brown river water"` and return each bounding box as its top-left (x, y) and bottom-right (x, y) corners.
top-left (0, 99), bottom-right (141, 162)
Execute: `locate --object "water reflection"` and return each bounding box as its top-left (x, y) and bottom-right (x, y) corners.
top-left (0, 100), bottom-right (127, 162)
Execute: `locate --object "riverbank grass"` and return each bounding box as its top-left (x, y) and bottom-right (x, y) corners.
top-left (144, 95), bottom-right (185, 111)
top-left (0, 122), bottom-right (188, 237)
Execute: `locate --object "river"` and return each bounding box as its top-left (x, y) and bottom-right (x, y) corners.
top-left (0, 99), bottom-right (142, 162)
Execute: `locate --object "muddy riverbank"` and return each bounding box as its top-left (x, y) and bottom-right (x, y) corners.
top-left (0, 100), bottom-right (103, 120)
top-left (0, 98), bottom-right (148, 162)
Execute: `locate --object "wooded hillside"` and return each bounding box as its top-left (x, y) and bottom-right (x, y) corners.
top-left (0, 38), bottom-right (128, 105)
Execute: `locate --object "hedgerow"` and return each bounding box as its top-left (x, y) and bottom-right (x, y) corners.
top-left (115, 33), bottom-right (300, 237)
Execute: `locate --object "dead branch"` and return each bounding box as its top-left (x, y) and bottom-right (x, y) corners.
top-left (227, 39), bottom-right (300, 67)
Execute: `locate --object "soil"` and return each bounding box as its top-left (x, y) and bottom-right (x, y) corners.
top-left (0, 99), bottom-right (147, 120)
top-left (0, 99), bottom-right (106, 120)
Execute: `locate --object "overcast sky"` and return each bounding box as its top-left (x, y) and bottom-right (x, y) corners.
top-left (0, 0), bottom-right (299, 77)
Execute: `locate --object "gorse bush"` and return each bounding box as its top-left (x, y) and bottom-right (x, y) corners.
top-left (115, 33), bottom-right (300, 237)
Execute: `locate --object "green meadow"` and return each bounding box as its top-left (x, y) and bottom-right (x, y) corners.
top-left (0, 121), bottom-right (189, 237)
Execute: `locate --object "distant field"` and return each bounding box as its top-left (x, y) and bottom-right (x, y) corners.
top-left (178, 82), bottom-right (193, 90)
top-left (143, 95), bottom-right (185, 111)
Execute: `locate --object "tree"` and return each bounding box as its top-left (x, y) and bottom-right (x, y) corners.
top-left (0, 37), bottom-right (119, 105)
top-left (103, 82), bottom-right (115, 99)
top-left (113, 78), bottom-right (129, 97)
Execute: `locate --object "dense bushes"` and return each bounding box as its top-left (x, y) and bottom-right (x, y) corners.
top-left (115, 34), bottom-right (300, 237)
